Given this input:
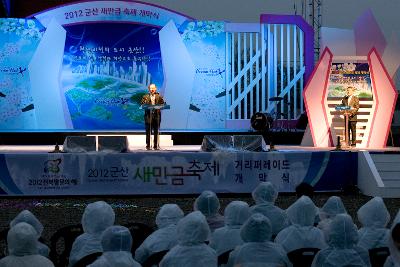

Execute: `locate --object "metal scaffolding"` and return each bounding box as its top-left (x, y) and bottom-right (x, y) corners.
top-left (308, 0), bottom-right (322, 61)
top-left (293, 0), bottom-right (322, 61)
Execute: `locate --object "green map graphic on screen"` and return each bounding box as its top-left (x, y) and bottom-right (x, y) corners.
top-left (62, 23), bottom-right (163, 129)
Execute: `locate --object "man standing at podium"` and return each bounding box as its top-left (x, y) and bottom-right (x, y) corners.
top-left (141, 83), bottom-right (164, 150)
top-left (341, 86), bottom-right (359, 147)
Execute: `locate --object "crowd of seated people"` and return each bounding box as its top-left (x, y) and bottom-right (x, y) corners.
top-left (1, 181), bottom-right (400, 267)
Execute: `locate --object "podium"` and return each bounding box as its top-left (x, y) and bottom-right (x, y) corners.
top-left (140, 104), bottom-right (170, 149)
top-left (335, 105), bottom-right (351, 148)
top-left (140, 104), bottom-right (171, 111)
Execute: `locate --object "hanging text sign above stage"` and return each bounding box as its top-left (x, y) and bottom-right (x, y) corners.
top-left (0, 151), bottom-right (356, 195)
top-left (33, 1), bottom-right (189, 28)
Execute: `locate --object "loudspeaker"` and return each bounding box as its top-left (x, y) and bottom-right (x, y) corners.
top-left (98, 136), bottom-right (128, 153)
top-left (233, 135), bottom-right (265, 151)
top-left (201, 135), bottom-right (265, 152)
top-left (201, 135), bottom-right (233, 152)
top-left (63, 136), bottom-right (96, 153)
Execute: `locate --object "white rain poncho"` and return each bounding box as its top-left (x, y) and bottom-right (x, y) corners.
top-left (227, 213), bottom-right (292, 267)
top-left (88, 225), bottom-right (141, 267)
top-left (69, 201), bottom-right (115, 267)
top-left (357, 197), bottom-right (390, 250)
top-left (135, 204), bottom-right (184, 263)
top-left (10, 210), bottom-right (50, 258)
top-left (250, 182), bottom-right (288, 236)
top-left (275, 196), bottom-right (327, 253)
top-left (384, 210), bottom-right (400, 267)
top-left (159, 211), bottom-right (217, 267)
top-left (209, 201), bottom-right (250, 255)
top-left (311, 214), bottom-right (371, 267)
top-left (0, 222), bottom-right (54, 267)
top-left (385, 254), bottom-right (400, 267)
top-left (317, 196), bottom-right (347, 233)
top-left (194, 190), bottom-right (224, 232)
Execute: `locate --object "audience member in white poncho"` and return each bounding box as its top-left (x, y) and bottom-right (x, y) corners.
top-left (250, 182), bottom-right (288, 236)
top-left (384, 210), bottom-right (400, 267)
top-left (357, 196), bottom-right (390, 250)
top-left (193, 190), bottom-right (224, 232)
top-left (226, 213), bottom-right (292, 267)
top-left (317, 196), bottom-right (347, 233)
top-left (209, 201), bottom-right (250, 256)
top-left (275, 196), bottom-right (327, 253)
top-left (88, 225), bottom-right (141, 267)
top-left (311, 214), bottom-right (371, 267)
top-left (135, 203), bottom-right (184, 263)
top-left (68, 201), bottom-right (115, 267)
top-left (159, 211), bottom-right (217, 267)
top-left (10, 210), bottom-right (50, 258)
top-left (0, 222), bottom-right (54, 267)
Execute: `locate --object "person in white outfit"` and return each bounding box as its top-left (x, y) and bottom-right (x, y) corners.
top-left (275, 195), bottom-right (327, 253)
top-left (209, 201), bottom-right (250, 256)
top-left (194, 190), bottom-right (224, 232)
top-left (226, 213), bottom-right (292, 267)
top-left (135, 204), bottom-right (184, 263)
top-left (384, 210), bottom-right (400, 267)
top-left (68, 201), bottom-right (115, 267)
top-left (250, 182), bottom-right (288, 236)
top-left (88, 225), bottom-right (141, 267)
top-left (10, 210), bottom-right (50, 257)
top-left (357, 197), bottom-right (390, 250)
top-left (311, 214), bottom-right (371, 267)
top-left (159, 211), bottom-right (217, 267)
top-left (317, 196), bottom-right (347, 233)
top-left (0, 222), bottom-right (54, 267)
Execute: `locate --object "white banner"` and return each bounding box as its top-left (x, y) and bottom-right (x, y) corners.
top-left (0, 151), bottom-right (357, 195)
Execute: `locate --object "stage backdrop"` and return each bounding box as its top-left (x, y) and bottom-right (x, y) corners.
top-left (0, 1), bottom-right (312, 132)
top-left (0, 1), bottom-right (229, 131)
top-left (303, 47), bottom-right (398, 148)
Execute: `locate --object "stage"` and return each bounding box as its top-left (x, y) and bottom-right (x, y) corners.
top-left (2, 144), bottom-right (396, 196)
top-left (1, 144), bottom-right (400, 153)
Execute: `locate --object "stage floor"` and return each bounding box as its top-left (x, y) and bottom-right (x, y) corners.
top-left (0, 144), bottom-right (399, 153)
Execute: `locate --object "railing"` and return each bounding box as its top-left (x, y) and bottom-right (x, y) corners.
top-left (225, 15), bottom-right (314, 126)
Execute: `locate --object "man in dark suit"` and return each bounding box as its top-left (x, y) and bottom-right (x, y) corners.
top-left (341, 86), bottom-right (359, 147)
top-left (141, 83), bottom-right (165, 150)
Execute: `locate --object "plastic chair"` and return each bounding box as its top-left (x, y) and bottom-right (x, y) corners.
top-left (123, 222), bottom-right (154, 254)
top-left (0, 227), bottom-right (8, 258)
top-left (287, 247), bottom-right (320, 267)
top-left (142, 249), bottom-right (169, 267)
top-left (72, 251), bottom-right (102, 267)
top-left (218, 249), bottom-right (233, 266)
top-left (49, 224), bottom-right (84, 267)
top-left (369, 247), bottom-right (390, 267)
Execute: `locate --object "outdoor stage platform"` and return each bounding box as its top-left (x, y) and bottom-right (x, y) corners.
top-left (0, 144), bottom-right (399, 197)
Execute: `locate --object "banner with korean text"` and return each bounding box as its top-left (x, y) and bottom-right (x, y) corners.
top-left (0, 151), bottom-right (357, 195)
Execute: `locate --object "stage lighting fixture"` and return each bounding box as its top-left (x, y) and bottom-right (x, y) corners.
top-left (250, 112), bottom-right (273, 131)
